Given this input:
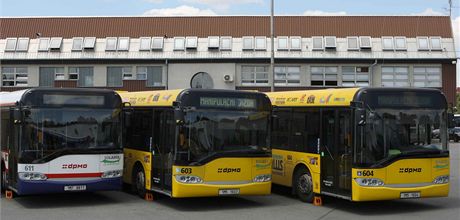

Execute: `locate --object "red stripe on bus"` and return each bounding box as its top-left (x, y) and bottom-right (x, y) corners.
top-left (46, 173), bottom-right (103, 178)
top-left (0, 103), bottom-right (16, 107)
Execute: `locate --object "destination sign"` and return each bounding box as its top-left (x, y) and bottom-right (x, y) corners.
top-left (377, 95), bottom-right (431, 107)
top-left (199, 97), bottom-right (256, 109)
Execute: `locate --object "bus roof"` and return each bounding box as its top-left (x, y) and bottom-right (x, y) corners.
top-left (118, 89), bottom-right (184, 107)
top-left (266, 88), bottom-right (361, 107)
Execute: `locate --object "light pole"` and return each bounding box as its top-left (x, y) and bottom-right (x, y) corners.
top-left (269, 0), bottom-right (275, 92)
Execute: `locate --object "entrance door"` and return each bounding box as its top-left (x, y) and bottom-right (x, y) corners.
top-left (150, 110), bottom-right (163, 190)
top-left (8, 110), bottom-right (19, 188)
top-left (320, 109), bottom-right (352, 197)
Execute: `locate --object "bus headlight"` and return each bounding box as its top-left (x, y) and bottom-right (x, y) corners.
top-left (175, 175), bottom-right (203, 184)
top-left (355, 178), bottom-right (384, 187)
top-left (19, 172), bottom-right (47, 181)
top-left (101, 170), bottom-right (123, 178)
top-left (433, 175), bottom-right (449, 184)
top-left (253, 174), bottom-right (271, 182)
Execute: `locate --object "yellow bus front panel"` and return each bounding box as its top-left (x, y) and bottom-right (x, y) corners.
top-left (171, 157), bottom-right (272, 198)
top-left (271, 149), bottom-right (322, 194)
top-left (352, 157), bottom-right (449, 201)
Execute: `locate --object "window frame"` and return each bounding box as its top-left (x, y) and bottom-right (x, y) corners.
top-left (381, 66), bottom-right (410, 87)
top-left (241, 65), bottom-right (269, 86)
top-left (139, 37), bottom-right (152, 51)
top-left (254, 36), bottom-right (267, 51)
top-left (417, 36), bottom-right (430, 51)
top-left (277, 36), bottom-right (289, 51)
top-left (185, 36), bottom-right (198, 49)
top-left (151, 37), bottom-right (164, 50)
top-left (38, 38), bottom-right (51, 52)
top-left (312, 36), bottom-right (324, 51)
top-left (381, 36), bottom-right (394, 51)
top-left (394, 36), bottom-right (407, 51)
top-left (68, 67), bottom-right (79, 80)
top-left (430, 36), bottom-right (442, 51)
top-left (310, 66), bottom-right (338, 87)
top-left (72, 37), bottom-right (84, 51)
top-left (208, 36), bottom-right (220, 49)
top-left (220, 36), bottom-right (232, 51)
top-left (413, 66), bottom-right (442, 88)
top-left (105, 37), bottom-right (118, 51)
top-left (16, 38), bottom-right (29, 52)
top-left (242, 36), bottom-right (254, 51)
top-left (341, 66), bottom-right (370, 87)
top-left (359, 36), bottom-right (372, 49)
top-left (49, 37), bottom-right (63, 50)
top-left (274, 66), bottom-right (301, 86)
top-left (83, 37), bottom-right (96, 49)
top-left (347, 36), bottom-right (360, 51)
top-left (1, 66), bottom-right (28, 87)
top-left (136, 66), bottom-right (148, 80)
top-left (174, 37), bottom-right (186, 51)
top-left (5, 38), bottom-right (17, 52)
top-left (117, 37), bottom-right (130, 51)
top-left (290, 36), bottom-right (302, 51)
top-left (122, 67), bottom-right (134, 80)
top-left (324, 36), bottom-right (337, 49)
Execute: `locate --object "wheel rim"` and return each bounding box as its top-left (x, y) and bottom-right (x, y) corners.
top-left (297, 173), bottom-right (313, 194)
top-left (136, 170), bottom-right (145, 193)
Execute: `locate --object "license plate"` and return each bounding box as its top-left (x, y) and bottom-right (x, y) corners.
top-left (219, 189), bottom-right (240, 196)
top-left (400, 192), bottom-right (420, 199)
top-left (64, 185), bottom-right (87, 191)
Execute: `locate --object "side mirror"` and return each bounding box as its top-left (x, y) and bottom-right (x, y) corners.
top-left (12, 108), bottom-right (22, 124)
top-left (356, 108), bottom-right (366, 126)
top-left (174, 109), bottom-right (185, 125)
top-left (448, 113), bottom-right (455, 129)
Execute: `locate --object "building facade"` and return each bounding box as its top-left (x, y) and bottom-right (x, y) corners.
top-left (0, 16), bottom-right (457, 104)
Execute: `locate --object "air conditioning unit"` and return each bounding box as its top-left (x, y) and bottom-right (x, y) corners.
top-left (223, 74), bottom-right (234, 83)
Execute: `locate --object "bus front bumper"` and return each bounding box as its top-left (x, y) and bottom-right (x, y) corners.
top-left (171, 180), bottom-right (271, 198)
top-left (16, 177), bottom-right (122, 195)
top-left (351, 181), bottom-right (449, 201)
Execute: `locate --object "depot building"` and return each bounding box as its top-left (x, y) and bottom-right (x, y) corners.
top-left (0, 16), bottom-right (457, 104)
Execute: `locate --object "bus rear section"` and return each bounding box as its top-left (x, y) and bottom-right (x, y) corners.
top-left (121, 89), bottom-right (272, 198)
top-left (1, 88), bottom-right (124, 195)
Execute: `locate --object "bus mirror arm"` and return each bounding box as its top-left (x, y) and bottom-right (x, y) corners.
top-left (356, 109), bottom-right (366, 126)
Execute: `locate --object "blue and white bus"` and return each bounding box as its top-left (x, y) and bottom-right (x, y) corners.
top-left (1, 88), bottom-right (123, 196)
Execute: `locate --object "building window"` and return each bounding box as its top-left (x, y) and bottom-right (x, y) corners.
top-left (39, 67), bottom-right (63, 87)
top-left (311, 66), bottom-right (338, 86)
top-left (382, 37), bottom-right (394, 50)
top-left (347, 37), bottom-right (359, 50)
top-left (137, 66), bottom-right (163, 87)
top-left (73, 67), bottom-right (94, 87)
top-left (122, 67), bottom-right (134, 79)
top-left (49, 37), bottom-right (63, 51)
top-left (417, 37), bottom-right (430, 51)
top-left (83, 37), bottom-right (96, 49)
top-left (342, 66), bottom-right (369, 87)
top-left (152, 37), bottom-right (164, 50)
top-left (139, 37), bottom-right (151, 51)
top-left (38, 38), bottom-right (50, 51)
top-left (105, 37), bottom-right (118, 51)
top-left (381, 66), bottom-right (409, 87)
top-left (174, 37), bottom-right (185, 50)
top-left (254, 36), bottom-right (266, 51)
top-left (107, 67), bottom-right (123, 87)
top-left (186, 37), bottom-right (198, 49)
top-left (290, 37), bottom-right (302, 51)
top-left (241, 66), bottom-right (269, 86)
top-left (242, 36), bottom-right (254, 50)
top-left (277, 37), bottom-right (288, 51)
top-left (359, 36), bottom-right (372, 49)
top-left (117, 37), bottom-right (130, 51)
top-left (191, 72), bottom-right (214, 89)
top-left (208, 36), bottom-right (219, 49)
top-left (394, 37), bottom-right (407, 50)
top-left (413, 67), bottom-right (441, 87)
top-left (1, 67), bottom-right (28, 87)
top-left (72, 37), bottom-right (84, 51)
top-left (5, 38), bottom-right (17, 51)
top-left (430, 37), bottom-right (442, 51)
top-left (220, 37), bottom-right (232, 51)
top-left (275, 66), bottom-right (301, 86)
top-left (16, 38), bottom-right (29, 52)
top-left (312, 37), bottom-right (324, 50)
top-left (324, 36), bottom-right (336, 49)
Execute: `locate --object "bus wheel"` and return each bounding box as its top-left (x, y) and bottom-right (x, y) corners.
top-left (294, 168), bottom-right (314, 203)
top-left (133, 165), bottom-right (147, 199)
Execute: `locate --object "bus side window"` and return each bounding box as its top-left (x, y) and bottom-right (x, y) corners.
top-left (126, 109), bottom-right (153, 151)
top-left (272, 109), bottom-right (291, 150)
top-left (305, 109), bottom-right (320, 154)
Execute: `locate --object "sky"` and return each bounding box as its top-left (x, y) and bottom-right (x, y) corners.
top-left (1, 0), bottom-right (459, 84)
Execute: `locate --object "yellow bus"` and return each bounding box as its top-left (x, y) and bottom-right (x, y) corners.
top-left (267, 88), bottom-right (450, 202)
top-left (119, 89), bottom-right (272, 198)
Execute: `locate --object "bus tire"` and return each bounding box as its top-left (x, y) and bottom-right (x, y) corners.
top-left (133, 165), bottom-right (147, 199)
top-left (293, 167), bottom-right (314, 203)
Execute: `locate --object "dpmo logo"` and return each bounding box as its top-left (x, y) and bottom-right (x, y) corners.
top-left (62, 164), bottom-right (88, 169)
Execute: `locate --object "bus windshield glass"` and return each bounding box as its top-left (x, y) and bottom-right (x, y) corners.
top-left (359, 108), bottom-right (447, 166)
top-left (20, 108), bottom-right (122, 163)
top-left (177, 110), bottom-right (270, 165)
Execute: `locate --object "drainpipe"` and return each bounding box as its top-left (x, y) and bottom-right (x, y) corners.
top-left (165, 59), bottom-right (169, 90)
top-left (369, 59), bottom-right (378, 87)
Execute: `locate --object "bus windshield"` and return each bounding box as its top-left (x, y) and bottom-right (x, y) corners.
top-left (177, 110), bottom-right (270, 165)
top-left (360, 108), bottom-right (447, 166)
top-left (20, 108), bottom-right (122, 163)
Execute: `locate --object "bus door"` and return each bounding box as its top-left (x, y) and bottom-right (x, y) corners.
top-left (8, 109), bottom-right (19, 188)
top-left (320, 109), bottom-right (352, 198)
top-left (151, 110), bottom-right (174, 192)
top-left (150, 110), bottom-right (163, 190)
